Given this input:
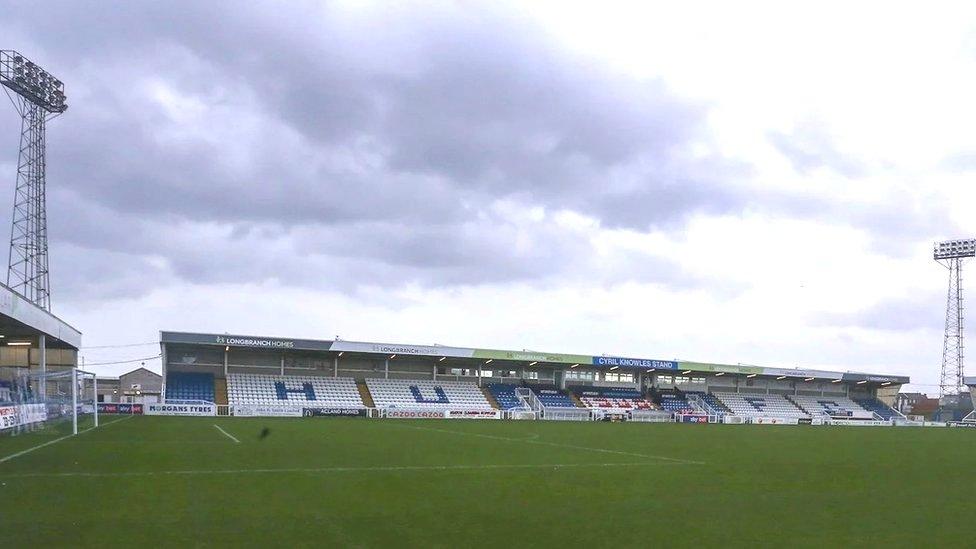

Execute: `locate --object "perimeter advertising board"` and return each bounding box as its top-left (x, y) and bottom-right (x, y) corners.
top-left (750, 417), bottom-right (794, 425)
top-left (97, 403), bottom-right (143, 414)
top-left (383, 409), bottom-right (499, 419)
top-left (145, 403), bottom-right (216, 416)
top-left (678, 413), bottom-right (708, 424)
top-left (234, 405), bottom-right (303, 417)
top-left (445, 410), bottom-right (501, 419)
top-left (0, 404), bottom-right (47, 430)
top-left (385, 410), bottom-right (445, 419)
top-left (302, 408), bottom-right (367, 417)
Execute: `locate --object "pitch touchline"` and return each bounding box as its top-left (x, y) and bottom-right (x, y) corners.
top-left (398, 424), bottom-right (706, 465)
top-left (213, 424), bottom-right (240, 443)
top-left (0, 414), bottom-right (136, 465)
top-left (0, 461), bottom-right (692, 479)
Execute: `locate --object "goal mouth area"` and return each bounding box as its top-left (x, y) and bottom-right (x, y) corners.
top-left (2, 368), bottom-right (99, 436)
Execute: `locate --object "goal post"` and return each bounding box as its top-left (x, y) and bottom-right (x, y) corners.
top-left (71, 368), bottom-right (98, 434)
top-left (2, 367), bottom-right (98, 436)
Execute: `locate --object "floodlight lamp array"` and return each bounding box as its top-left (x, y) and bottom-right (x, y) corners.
top-left (934, 239), bottom-right (976, 260)
top-left (0, 50), bottom-right (67, 113)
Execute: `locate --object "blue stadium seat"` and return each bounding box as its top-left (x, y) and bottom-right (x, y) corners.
top-left (853, 398), bottom-right (900, 420)
top-left (486, 383), bottom-right (523, 410)
top-left (165, 372), bottom-right (215, 403)
top-left (571, 387), bottom-right (657, 410)
top-left (655, 390), bottom-right (694, 413)
top-left (527, 385), bottom-right (577, 408)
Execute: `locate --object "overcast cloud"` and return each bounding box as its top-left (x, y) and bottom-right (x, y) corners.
top-left (2, 1), bottom-right (975, 392)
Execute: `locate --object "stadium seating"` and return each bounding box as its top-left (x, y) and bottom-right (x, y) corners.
top-left (853, 397), bottom-right (902, 420)
top-left (486, 383), bottom-right (524, 410)
top-left (713, 392), bottom-right (808, 419)
top-left (226, 373), bottom-right (363, 408)
top-left (654, 390), bottom-right (696, 414)
top-left (528, 385), bottom-right (579, 408)
top-left (366, 378), bottom-right (493, 410)
top-left (789, 395), bottom-right (867, 418)
top-left (572, 387), bottom-right (656, 411)
top-left (690, 391), bottom-right (730, 413)
top-left (165, 372), bottom-right (215, 402)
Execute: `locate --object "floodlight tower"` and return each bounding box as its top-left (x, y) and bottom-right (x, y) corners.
top-left (0, 50), bottom-right (67, 311)
top-left (934, 239), bottom-right (976, 397)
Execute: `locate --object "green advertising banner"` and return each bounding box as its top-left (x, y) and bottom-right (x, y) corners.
top-left (472, 348), bottom-right (591, 365)
top-left (677, 361), bottom-right (764, 375)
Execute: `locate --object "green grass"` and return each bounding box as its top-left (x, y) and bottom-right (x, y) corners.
top-left (0, 416), bottom-right (973, 548)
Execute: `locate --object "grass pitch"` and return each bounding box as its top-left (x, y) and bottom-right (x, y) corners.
top-left (0, 416), bottom-right (973, 547)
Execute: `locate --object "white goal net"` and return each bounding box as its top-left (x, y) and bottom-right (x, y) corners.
top-left (1, 368), bottom-right (98, 437)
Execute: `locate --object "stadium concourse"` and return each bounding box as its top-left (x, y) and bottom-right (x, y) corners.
top-left (155, 331), bottom-right (913, 425)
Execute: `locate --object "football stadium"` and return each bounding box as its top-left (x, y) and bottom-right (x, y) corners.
top-left (4, 11), bottom-right (976, 547)
top-left (3, 329), bottom-right (976, 545)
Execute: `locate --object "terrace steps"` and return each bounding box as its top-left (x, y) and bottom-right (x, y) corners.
top-left (214, 378), bottom-right (228, 406)
top-left (482, 387), bottom-right (501, 410)
top-left (569, 391), bottom-right (586, 409)
top-left (784, 394), bottom-right (809, 415)
top-left (357, 381), bottom-right (375, 408)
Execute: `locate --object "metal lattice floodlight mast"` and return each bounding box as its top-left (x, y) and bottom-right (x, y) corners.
top-left (0, 50), bottom-right (67, 311)
top-left (934, 239), bottom-right (976, 397)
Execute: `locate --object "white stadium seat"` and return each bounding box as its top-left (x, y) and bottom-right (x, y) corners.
top-left (713, 392), bottom-right (809, 420)
top-left (789, 395), bottom-right (870, 418)
top-left (366, 378), bottom-right (493, 410)
top-left (226, 373), bottom-right (364, 408)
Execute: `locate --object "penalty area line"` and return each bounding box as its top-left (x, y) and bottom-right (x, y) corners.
top-left (213, 424), bottom-right (241, 443)
top-left (0, 461), bottom-right (692, 479)
top-left (0, 413), bottom-right (135, 465)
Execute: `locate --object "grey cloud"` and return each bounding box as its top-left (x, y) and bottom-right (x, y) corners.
top-left (769, 120), bottom-right (866, 178)
top-left (2, 1), bottom-right (741, 301)
top-left (0, 1), bottom-right (953, 305)
top-left (5, 1), bottom-right (740, 227)
top-left (753, 186), bottom-right (954, 258)
top-left (810, 292), bottom-right (944, 332)
top-left (47, 189), bottom-right (703, 297)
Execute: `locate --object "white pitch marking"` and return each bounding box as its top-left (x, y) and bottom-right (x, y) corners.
top-left (0, 413), bottom-right (135, 464)
top-left (0, 461), bottom-right (691, 479)
top-left (83, 413), bottom-right (137, 433)
top-left (213, 424), bottom-right (240, 443)
top-left (398, 424), bottom-right (706, 465)
top-left (0, 434), bottom-right (74, 465)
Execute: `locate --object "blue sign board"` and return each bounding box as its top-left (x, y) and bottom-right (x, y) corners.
top-left (591, 356), bottom-right (678, 370)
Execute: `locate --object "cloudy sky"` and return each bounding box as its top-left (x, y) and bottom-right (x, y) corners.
top-left (3, 1), bottom-right (975, 392)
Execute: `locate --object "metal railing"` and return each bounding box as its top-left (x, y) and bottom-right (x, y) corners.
top-left (515, 387), bottom-right (542, 412)
top-left (686, 393), bottom-right (723, 418)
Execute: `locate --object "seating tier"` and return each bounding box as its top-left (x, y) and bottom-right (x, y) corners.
top-left (853, 398), bottom-right (900, 420)
top-left (713, 392), bottom-right (808, 419)
top-left (366, 378), bottom-right (492, 410)
top-left (226, 373), bottom-right (363, 408)
top-left (166, 372), bottom-right (215, 402)
top-left (486, 383), bottom-right (524, 410)
top-left (790, 395), bottom-right (868, 418)
top-left (528, 386), bottom-right (578, 408)
top-left (655, 391), bottom-right (695, 413)
top-left (573, 387), bottom-right (656, 411)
